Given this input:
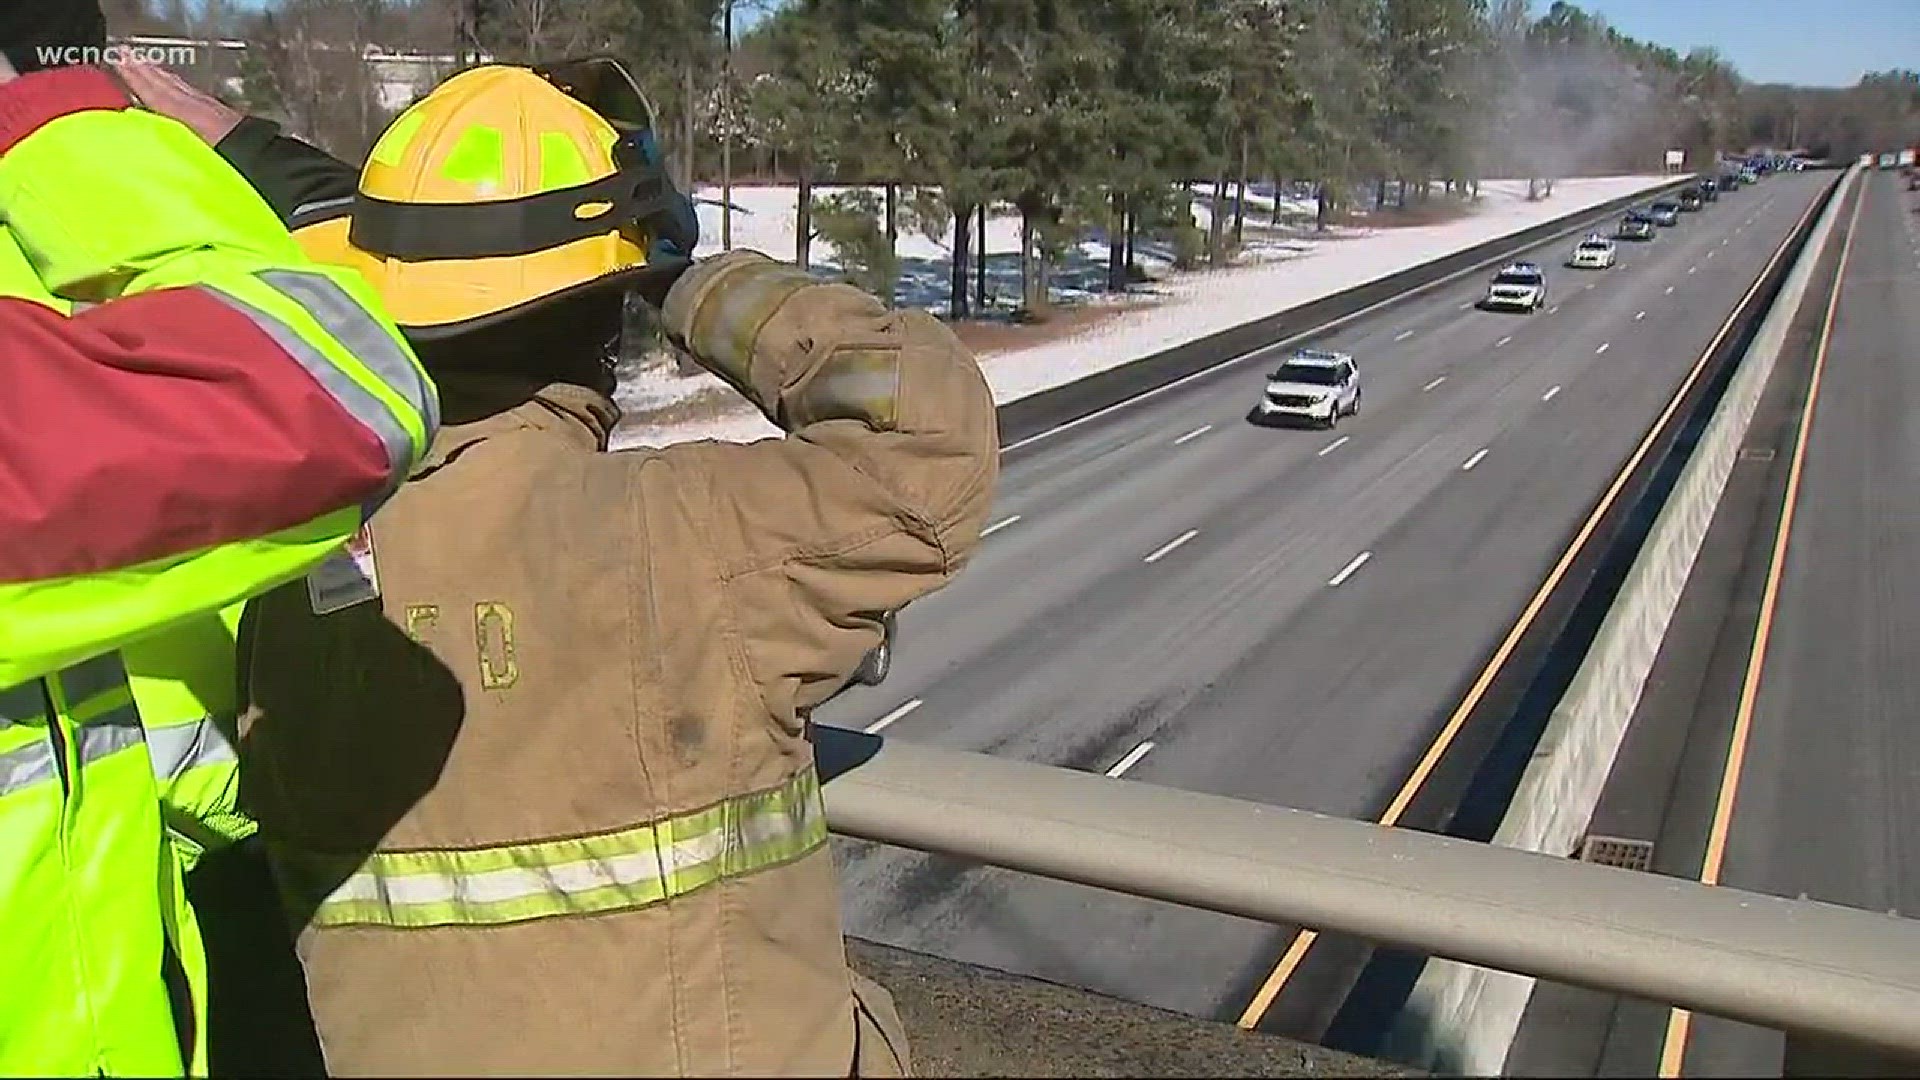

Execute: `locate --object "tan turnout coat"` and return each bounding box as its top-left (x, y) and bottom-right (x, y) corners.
top-left (235, 251), bottom-right (999, 1076)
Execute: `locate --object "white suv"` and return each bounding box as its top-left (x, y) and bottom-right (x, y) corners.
top-left (1483, 261), bottom-right (1547, 312)
top-left (1254, 349), bottom-right (1361, 428)
top-left (1568, 234), bottom-right (1617, 269)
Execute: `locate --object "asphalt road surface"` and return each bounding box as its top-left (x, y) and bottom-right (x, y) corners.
top-left (813, 172), bottom-right (1836, 1035)
top-left (1510, 170), bottom-right (1920, 1077)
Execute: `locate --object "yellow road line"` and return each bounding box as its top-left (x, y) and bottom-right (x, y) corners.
top-left (1235, 187), bottom-right (1835, 1033)
top-left (1656, 172), bottom-right (1866, 1080)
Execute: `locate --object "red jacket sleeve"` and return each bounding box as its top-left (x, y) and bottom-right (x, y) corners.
top-left (0, 66), bottom-right (399, 585)
top-left (0, 291), bottom-right (391, 584)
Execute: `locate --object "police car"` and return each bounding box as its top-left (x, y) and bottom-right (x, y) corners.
top-left (1567, 234), bottom-right (1618, 270)
top-left (1482, 260), bottom-right (1548, 312)
top-left (1252, 348), bottom-right (1361, 428)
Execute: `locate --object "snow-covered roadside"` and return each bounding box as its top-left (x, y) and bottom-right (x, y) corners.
top-left (614, 175), bottom-right (1672, 450)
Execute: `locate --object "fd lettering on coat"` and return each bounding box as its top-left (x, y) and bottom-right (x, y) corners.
top-left (405, 604), bottom-right (440, 642)
top-left (474, 601), bottom-right (518, 689)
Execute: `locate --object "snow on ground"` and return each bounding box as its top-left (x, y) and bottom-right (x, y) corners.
top-left (614, 175), bottom-right (1671, 449)
top-left (688, 185), bottom-right (1020, 269)
top-left (682, 184), bottom-right (1194, 311)
top-left (679, 181), bottom-right (1350, 316)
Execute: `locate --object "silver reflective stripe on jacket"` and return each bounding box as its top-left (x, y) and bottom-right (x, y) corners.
top-left (205, 270), bottom-right (438, 512)
top-left (281, 767), bottom-right (831, 929)
top-left (146, 714), bottom-right (239, 782)
top-left (0, 656), bottom-right (146, 798)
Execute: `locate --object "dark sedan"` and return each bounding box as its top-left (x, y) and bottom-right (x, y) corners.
top-left (1619, 213), bottom-right (1657, 240)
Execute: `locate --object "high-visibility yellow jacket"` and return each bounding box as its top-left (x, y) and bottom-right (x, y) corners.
top-left (125, 608), bottom-right (254, 876)
top-left (121, 604), bottom-right (253, 1078)
top-left (0, 67), bottom-right (438, 1077)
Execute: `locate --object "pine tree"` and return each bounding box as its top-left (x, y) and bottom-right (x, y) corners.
top-left (748, 0), bottom-right (864, 270)
top-left (808, 0), bottom-right (956, 305)
top-left (1287, 0), bottom-right (1389, 229)
top-left (1085, 0), bottom-right (1212, 289)
top-left (982, 0), bottom-right (1115, 317)
top-left (1378, 0), bottom-right (1485, 199)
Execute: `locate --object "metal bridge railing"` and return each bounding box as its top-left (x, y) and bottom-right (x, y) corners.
top-left (815, 727), bottom-right (1920, 1069)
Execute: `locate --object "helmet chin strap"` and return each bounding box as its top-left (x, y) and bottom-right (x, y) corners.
top-left (594, 297), bottom-right (632, 390)
top-left (599, 331), bottom-right (622, 382)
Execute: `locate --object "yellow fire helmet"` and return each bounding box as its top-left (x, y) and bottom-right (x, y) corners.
top-left (294, 62), bottom-right (690, 340)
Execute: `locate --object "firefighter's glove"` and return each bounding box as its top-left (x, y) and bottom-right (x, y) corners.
top-left (662, 250), bottom-right (892, 433)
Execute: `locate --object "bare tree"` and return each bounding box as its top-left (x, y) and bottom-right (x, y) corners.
top-left (472, 0), bottom-right (624, 62)
top-left (393, 0), bottom-right (465, 57)
top-left (242, 0), bottom-right (398, 160)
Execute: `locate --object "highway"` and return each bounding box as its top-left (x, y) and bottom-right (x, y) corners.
top-left (1509, 170), bottom-right (1919, 1077)
top-left (814, 170), bottom-right (1837, 1037)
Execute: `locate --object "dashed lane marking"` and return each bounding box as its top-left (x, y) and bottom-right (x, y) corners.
top-left (865, 699), bottom-right (924, 734)
top-left (1144, 529), bottom-right (1200, 565)
top-left (1105, 741), bottom-right (1156, 778)
top-left (1328, 551), bottom-right (1372, 587)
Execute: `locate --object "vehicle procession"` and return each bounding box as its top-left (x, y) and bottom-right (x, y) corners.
top-left (1253, 158), bottom-right (1780, 429)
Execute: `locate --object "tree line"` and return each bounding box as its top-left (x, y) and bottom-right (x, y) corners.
top-left (108, 0), bottom-right (1913, 321)
top-left (1736, 70), bottom-right (1920, 163)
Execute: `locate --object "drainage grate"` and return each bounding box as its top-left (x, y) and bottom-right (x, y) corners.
top-left (1741, 447), bottom-right (1777, 462)
top-left (1580, 835), bottom-right (1655, 871)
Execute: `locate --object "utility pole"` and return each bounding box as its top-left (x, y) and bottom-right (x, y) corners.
top-left (721, 0), bottom-right (734, 251)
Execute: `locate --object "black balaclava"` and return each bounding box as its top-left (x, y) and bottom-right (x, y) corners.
top-left (0, 1), bottom-right (108, 75)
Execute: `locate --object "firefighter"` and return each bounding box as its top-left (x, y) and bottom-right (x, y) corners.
top-left (123, 58), bottom-right (997, 1076)
top-left (0, 51), bottom-right (438, 1080)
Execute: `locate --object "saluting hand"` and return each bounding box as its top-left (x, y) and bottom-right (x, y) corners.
top-left (112, 60), bottom-right (242, 145)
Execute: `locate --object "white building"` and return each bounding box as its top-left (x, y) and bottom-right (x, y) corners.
top-left (116, 35), bottom-right (478, 111)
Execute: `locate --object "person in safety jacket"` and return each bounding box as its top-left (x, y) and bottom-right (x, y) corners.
top-left (121, 59), bottom-right (998, 1077)
top-left (0, 41), bottom-right (439, 1080)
